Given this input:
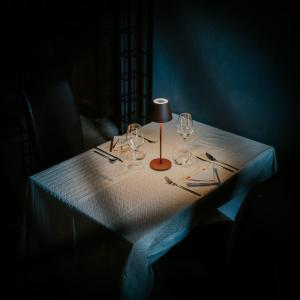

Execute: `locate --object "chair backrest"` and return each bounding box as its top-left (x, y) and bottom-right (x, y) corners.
top-left (23, 80), bottom-right (83, 170)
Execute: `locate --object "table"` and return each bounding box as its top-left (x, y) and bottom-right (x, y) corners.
top-left (22, 114), bottom-right (277, 299)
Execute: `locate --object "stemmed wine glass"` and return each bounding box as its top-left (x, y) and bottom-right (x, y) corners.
top-left (175, 113), bottom-right (194, 165)
top-left (126, 123), bottom-right (145, 170)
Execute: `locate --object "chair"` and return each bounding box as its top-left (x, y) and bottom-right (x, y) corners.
top-left (22, 80), bottom-right (84, 170)
top-left (152, 174), bottom-right (291, 299)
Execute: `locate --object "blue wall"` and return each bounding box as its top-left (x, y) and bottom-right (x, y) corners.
top-left (153, 1), bottom-right (299, 170)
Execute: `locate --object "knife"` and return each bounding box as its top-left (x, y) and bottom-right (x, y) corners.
top-left (213, 166), bottom-right (221, 184)
top-left (112, 137), bottom-right (119, 149)
top-left (95, 146), bottom-right (123, 162)
top-left (109, 137), bottom-right (114, 152)
top-left (206, 152), bottom-right (239, 171)
top-left (194, 155), bottom-right (234, 173)
top-left (186, 181), bottom-right (219, 187)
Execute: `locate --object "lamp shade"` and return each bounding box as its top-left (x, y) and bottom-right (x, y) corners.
top-left (152, 98), bottom-right (172, 123)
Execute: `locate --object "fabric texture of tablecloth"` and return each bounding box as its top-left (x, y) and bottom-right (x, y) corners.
top-left (22, 114), bottom-right (277, 299)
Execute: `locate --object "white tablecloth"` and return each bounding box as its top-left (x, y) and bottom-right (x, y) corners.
top-left (22, 114), bottom-right (277, 299)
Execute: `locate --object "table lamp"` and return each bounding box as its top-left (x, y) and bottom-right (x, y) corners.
top-left (150, 98), bottom-right (173, 171)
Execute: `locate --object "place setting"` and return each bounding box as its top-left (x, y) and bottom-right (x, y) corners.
top-left (93, 122), bottom-right (152, 171)
top-left (91, 97), bottom-right (240, 196)
top-left (166, 154), bottom-right (223, 197)
top-left (162, 111), bottom-right (239, 197)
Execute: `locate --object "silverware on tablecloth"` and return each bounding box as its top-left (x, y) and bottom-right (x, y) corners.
top-left (164, 176), bottom-right (201, 196)
top-left (109, 137), bottom-right (114, 152)
top-left (186, 181), bottom-right (219, 187)
top-left (185, 177), bottom-right (215, 182)
top-left (133, 132), bottom-right (157, 143)
top-left (93, 150), bottom-right (117, 163)
top-left (194, 155), bottom-right (234, 173)
top-left (185, 166), bottom-right (221, 187)
top-left (95, 147), bottom-right (123, 162)
top-left (206, 152), bottom-right (239, 171)
top-left (144, 136), bottom-right (157, 143)
top-left (112, 137), bottom-right (119, 149)
top-left (213, 166), bottom-right (221, 184)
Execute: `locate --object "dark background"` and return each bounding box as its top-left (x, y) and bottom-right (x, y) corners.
top-left (1, 0), bottom-right (299, 298)
top-left (1, 0), bottom-right (118, 118)
top-left (153, 0), bottom-right (300, 173)
top-left (1, 0), bottom-right (122, 241)
top-left (2, 1), bottom-right (299, 197)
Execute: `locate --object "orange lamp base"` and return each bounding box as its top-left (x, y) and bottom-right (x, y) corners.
top-left (150, 158), bottom-right (172, 171)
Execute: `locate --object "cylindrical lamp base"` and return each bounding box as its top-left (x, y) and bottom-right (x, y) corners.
top-left (150, 158), bottom-right (172, 171)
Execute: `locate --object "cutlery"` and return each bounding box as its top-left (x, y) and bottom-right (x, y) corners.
top-left (133, 132), bottom-right (157, 143)
top-left (93, 150), bottom-right (117, 163)
top-left (206, 152), bottom-right (239, 171)
top-left (186, 181), bottom-right (219, 187)
top-left (143, 136), bottom-right (157, 143)
top-left (109, 138), bottom-right (114, 152)
top-left (95, 147), bottom-right (123, 162)
top-left (213, 166), bottom-right (221, 184)
top-left (194, 155), bottom-right (234, 173)
top-left (185, 167), bottom-right (221, 187)
top-left (112, 138), bottom-right (119, 149)
top-left (185, 176), bottom-right (215, 182)
top-left (164, 176), bottom-right (201, 196)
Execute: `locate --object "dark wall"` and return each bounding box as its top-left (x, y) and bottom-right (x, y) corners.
top-left (153, 0), bottom-right (300, 171)
top-left (1, 1), bottom-right (118, 118)
top-left (0, 1), bottom-right (119, 229)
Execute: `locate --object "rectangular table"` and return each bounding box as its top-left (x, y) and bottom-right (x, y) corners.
top-left (22, 114), bottom-right (277, 299)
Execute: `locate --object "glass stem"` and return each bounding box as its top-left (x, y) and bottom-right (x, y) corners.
top-left (132, 149), bottom-right (137, 160)
top-left (183, 138), bottom-right (190, 164)
top-left (183, 138), bottom-right (188, 151)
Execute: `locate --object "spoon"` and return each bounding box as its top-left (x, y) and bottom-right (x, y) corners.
top-left (205, 152), bottom-right (239, 170)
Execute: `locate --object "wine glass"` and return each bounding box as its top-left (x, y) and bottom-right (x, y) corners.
top-left (126, 123), bottom-right (145, 170)
top-left (176, 113), bottom-right (194, 166)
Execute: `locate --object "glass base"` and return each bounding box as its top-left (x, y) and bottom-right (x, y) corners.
top-left (135, 149), bottom-right (146, 160)
top-left (128, 161), bottom-right (144, 170)
top-left (172, 141), bottom-right (192, 166)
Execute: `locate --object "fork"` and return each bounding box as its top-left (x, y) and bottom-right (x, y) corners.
top-left (164, 176), bottom-right (201, 196)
